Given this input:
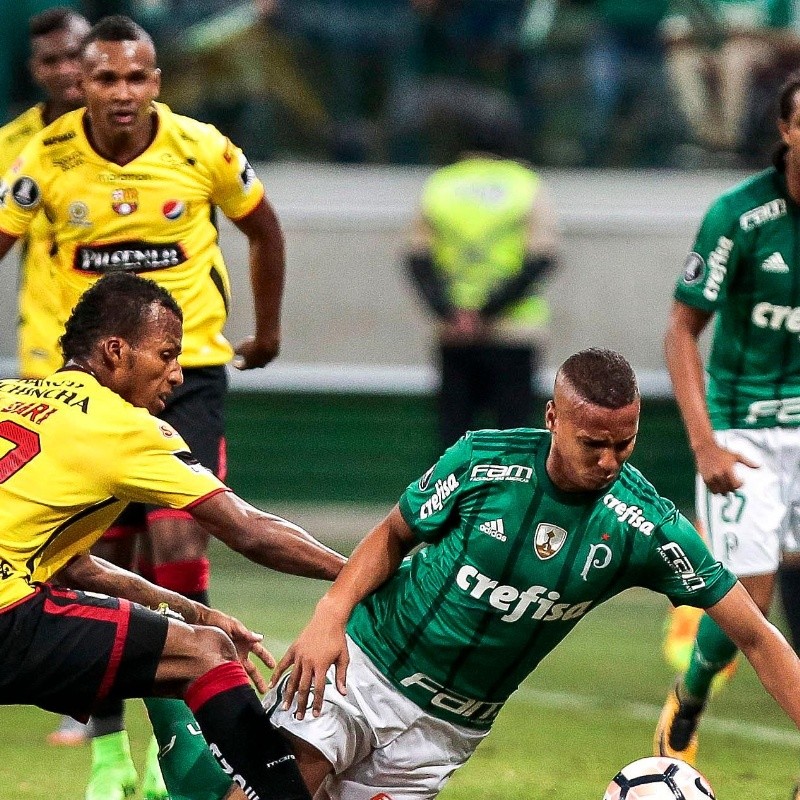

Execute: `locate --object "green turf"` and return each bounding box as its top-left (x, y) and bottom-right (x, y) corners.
top-left (1, 529), bottom-right (797, 799)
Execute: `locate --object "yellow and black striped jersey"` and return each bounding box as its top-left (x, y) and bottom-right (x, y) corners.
top-left (0, 104), bottom-right (62, 378)
top-left (0, 102), bottom-right (265, 368)
top-left (0, 369), bottom-right (226, 608)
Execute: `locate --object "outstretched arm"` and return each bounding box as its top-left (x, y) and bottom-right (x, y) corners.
top-left (230, 197), bottom-right (285, 369)
top-left (59, 553), bottom-right (273, 691)
top-left (665, 299), bottom-right (758, 493)
top-left (269, 505), bottom-right (417, 719)
top-left (190, 491), bottom-right (347, 580)
top-left (707, 581), bottom-right (800, 728)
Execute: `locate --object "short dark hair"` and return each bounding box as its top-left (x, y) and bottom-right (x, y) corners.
top-left (29, 7), bottom-right (86, 39)
top-left (61, 272), bottom-right (182, 361)
top-left (82, 15), bottom-right (154, 52)
top-left (557, 348), bottom-right (639, 409)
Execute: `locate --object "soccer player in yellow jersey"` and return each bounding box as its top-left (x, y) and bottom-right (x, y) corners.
top-left (0, 271), bottom-right (344, 800)
top-left (0, 7), bottom-right (89, 380)
top-left (0, 14), bottom-right (287, 798)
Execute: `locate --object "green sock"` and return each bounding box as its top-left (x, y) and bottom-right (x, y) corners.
top-left (683, 612), bottom-right (738, 700)
top-left (144, 697), bottom-right (232, 800)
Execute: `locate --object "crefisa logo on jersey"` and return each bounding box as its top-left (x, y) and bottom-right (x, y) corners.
top-left (162, 200), bottom-right (185, 220)
top-left (111, 188), bottom-right (138, 215)
top-left (534, 523), bottom-right (567, 559)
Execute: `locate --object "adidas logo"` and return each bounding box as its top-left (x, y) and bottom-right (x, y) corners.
top-left (479, 519), bottom-right (507, 542)
top-left (762, 252), bottom-right (789, 273)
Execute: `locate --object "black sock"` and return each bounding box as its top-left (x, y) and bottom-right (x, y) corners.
top-left (779, 565), bottom-right (800, 650)
top-left (185, 662), bottom-right (310, 800)
top-left (90, 696), bottom-right (125, 737)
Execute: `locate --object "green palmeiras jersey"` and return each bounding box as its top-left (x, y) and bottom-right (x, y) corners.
top-left (347, 429), bottom-right (736, 730)
top-left (675, 167), bottom-right (800, 430)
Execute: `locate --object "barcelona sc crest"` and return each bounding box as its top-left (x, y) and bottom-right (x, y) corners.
top-left (111, 188), bottom-right (138, 216)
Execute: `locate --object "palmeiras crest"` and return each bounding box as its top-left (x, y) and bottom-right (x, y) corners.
top-left (534, 523), bottom-right (568, 560)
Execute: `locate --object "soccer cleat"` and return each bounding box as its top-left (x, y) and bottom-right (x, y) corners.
top-left (654, 681), bottom-right (705, 766)
top-left (46, 714), bottom-right (90, 746)
top-left (85, 731), bottom-right (138, 800)
top-left (141, 734), bottom-right (170, 800)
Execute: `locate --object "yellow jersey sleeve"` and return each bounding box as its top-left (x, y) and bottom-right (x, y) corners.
top-left (208, 131), bottom-right (264, 221)
top-left (0, 136), bottom-right (46, 238)
top-left (109, 413), bottom-right (227, 509)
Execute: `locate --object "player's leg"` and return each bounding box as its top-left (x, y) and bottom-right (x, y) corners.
top-left (82, 512), bottom-right (158, 800)
top-left (148, 367), bottom-right (227, 607)
top-left (778, 556), bottom-right (800, 651)
top-left (656, 429), bottom-right (783, 764)
top-left (438, 343), bottom-right (479, 449)
top-left (490, 344), bottom-right (535, 430)
top-left (144, 697), bottom-right (234, 800)
top-left (6, 584), bottom-right (312, 800)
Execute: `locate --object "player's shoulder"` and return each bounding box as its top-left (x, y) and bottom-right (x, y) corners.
top-left (156, 103), bottom-right (227, 151)
top-left (708, 168), bottom-right (786, 223)
top-left (0, 105), bottom-right (44, 150)
top-left (465, 427), bottom-right (542, 456)
top-left (600, 462), bottom-right (677, 534)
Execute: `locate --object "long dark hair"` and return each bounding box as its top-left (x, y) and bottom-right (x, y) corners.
top-left (773, 71), bottom-right (800, 171)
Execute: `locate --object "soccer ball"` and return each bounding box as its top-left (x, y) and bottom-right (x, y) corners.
top-left (603, 757), bottom-right (716, 799)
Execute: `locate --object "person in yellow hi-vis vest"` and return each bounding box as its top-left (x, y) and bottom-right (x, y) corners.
top-left (406, 152), bottom-right (561, 447)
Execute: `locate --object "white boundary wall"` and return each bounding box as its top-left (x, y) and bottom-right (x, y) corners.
top-left (0, 165), bottom-right (747, 394)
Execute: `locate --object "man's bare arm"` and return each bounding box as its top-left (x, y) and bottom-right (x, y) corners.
top-left (230, 197), bottom-right (285, 369)
top-left (190, 491), bottom-right (347, 580)
top-left (707, 581), bottom-right (800, 728)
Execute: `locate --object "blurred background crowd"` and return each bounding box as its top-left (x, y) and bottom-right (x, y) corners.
top-left (4, 0), bottom-right (800, 169)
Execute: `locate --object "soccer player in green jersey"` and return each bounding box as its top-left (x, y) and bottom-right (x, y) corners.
top-left (655, 72), bottom-right (800, 790)
top-left (148, 348), bottom-right (800, 800)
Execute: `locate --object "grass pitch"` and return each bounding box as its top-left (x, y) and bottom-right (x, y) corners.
top-left (0, 504), bottom-right (796, 800)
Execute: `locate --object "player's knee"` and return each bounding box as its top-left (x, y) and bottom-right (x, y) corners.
top-left (192, 624), bottom-right (238, 672)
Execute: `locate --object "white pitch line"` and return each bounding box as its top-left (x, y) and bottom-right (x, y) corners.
top-left (516, 686), bottom-right (800, 747)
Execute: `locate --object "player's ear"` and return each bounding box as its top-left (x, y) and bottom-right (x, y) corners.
top-left (779, 117), bottom-right (792, 146)
top-left (544, 399), bottom-right (556, 431)
top-left (153, 68), bottom-right (161, 99)
top-left (101, 336), bottom-right (126, 369)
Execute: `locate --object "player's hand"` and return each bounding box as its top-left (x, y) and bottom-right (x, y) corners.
top-left (268, 614), bottom-right (349, 720)
top-left (440, 310), bottom-right (484, 344)
top-left (694, 439), bottom-right (759, 494)
top-left (201, 608), bottom-right (275, 693)
top-left (233, 334), bottom-right (280, 370)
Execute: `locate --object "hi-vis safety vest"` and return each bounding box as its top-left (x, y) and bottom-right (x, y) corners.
top-left (422, 158), bottom-right (550, 329)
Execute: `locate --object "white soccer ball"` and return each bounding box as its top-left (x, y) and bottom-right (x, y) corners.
top-left (603, 757), bottom-right (716, 799)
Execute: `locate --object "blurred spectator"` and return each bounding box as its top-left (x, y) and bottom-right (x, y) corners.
top-left (388, 0), bottom-right (532, 164)
top-left (273, 0), bottom-right (426, 162)
top-left (405, 148), bottom-right (560, 448)
top-left (662, 0), bottom-right (797, 159)
top-left (0, 0), bottom-right (81, 121)
top-left (582, 0), bottom-right (683, 166)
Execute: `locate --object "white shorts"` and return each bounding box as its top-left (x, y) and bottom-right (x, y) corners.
top-left (263, 636), bottom-right (489, 800)
top-left (696, 427), bottom-right (800, 577)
